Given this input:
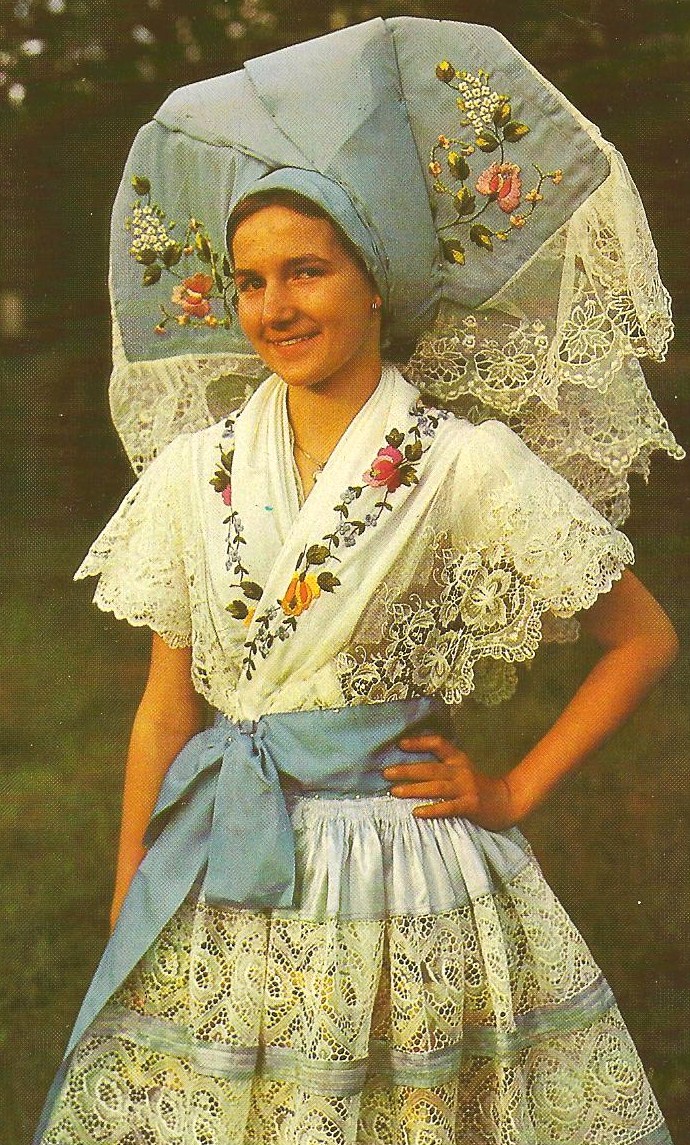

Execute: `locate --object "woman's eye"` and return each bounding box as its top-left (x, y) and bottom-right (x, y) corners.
top-left (235, 276), bottom-right (263, 294)
top-left (295, 265), bottom-right (323, 280)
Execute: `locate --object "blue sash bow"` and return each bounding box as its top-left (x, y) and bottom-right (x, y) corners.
top-left (35, 697), bottom-right (437, 1143)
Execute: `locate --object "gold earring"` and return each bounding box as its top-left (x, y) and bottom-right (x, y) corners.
top-left (371, 299), bottom-right (381, 313)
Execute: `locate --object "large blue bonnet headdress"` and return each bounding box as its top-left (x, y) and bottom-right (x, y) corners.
top-left (109, 16), bottom-right (681, 523)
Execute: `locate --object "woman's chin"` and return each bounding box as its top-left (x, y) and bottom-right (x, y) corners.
top-left (267, 355), bottom-right (334, 389)
top-left (261, 340), bottom-right (327, 385)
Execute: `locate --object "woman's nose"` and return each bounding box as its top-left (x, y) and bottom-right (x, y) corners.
top-left (261, 280), bottom-right (296, 327)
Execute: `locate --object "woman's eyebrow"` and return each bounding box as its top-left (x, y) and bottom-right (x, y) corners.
top-left (233, 254), bottom-right (331, 278)
top-left (285, 254), bottom-right (330, 267)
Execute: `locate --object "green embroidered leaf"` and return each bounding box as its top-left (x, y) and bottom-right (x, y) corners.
top-left (454, 187), bottom-right (476, 217)
top-left (162, 243), bottom-right (183, 268)
top-left (503, 121), bottom-right (530, 142)
top-left (442, 239), bottom-right (466, 265)
top-left (493, 101), bottom-right (512, 128)
top-left (334, 504), bottom-right (349, 518)
top-left (475, 132), bottom-right (499, 153)
top-left (306, 544), bottom-right (330, 565)
top-left (226, 599), bottom-right (249, 620)
top-left (317, 571), bottom-right (340, 592)
top-left (470, 224), bottom-right (494, 252)
top-left (386, 429), bottom-right (404, 448)
top-left (210, 471), bottom-right (229, 492)
top-left (447, 151), bottom-right (470, 181)
top-left (241, 580), bottom-right (263, 601)
top-left (405, 440), bottom-right (423, 462)
top-left (142, 264), bottom-right (162, 286)
top-left (135, 249), bottom-right (158, 266)
top-left (131, 175), bottom-right (151, 196)
top-left (399, 468), bottom-right (419, 486)
top-left (195, 233), bottom-right (212, 263)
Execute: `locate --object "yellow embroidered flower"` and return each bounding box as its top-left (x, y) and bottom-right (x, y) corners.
top-left (435, 60), bottom-right (456, 83)
top-left (242, 606), bottom-right (256, 628)
top-left (280, 573), bottom-right (321, 617)
top-left (510, 213), bottom-right (526, 228)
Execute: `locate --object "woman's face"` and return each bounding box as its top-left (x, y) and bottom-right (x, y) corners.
top-left (231, 204), bottom-right (382, 394)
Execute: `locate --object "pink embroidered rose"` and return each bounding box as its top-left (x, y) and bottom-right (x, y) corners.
top-left (221, 484), bottom-right (232, 506)
top-left (363, 445), bottom-right (405, 492)
top-left (171, 272), bottom-right (214, 319)
top-left (476, 162), bottom-right (522, 213)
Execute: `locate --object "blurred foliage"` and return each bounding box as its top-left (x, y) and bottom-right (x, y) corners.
top-left (0, 0), bottom-right (688, 117)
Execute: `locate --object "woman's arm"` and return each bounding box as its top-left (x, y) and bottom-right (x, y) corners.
top-left (109, 633), bottom-right (204, 931)
top-left (384, 570), bottom-right (679, 827)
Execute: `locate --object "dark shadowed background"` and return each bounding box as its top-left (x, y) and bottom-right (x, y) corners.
top-left (1, 1), bottom-right (689, 1141)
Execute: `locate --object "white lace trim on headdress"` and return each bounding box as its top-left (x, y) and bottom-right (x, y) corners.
top-left (110, 320), bottom-right (267, 475)
top-left (404, 146), bottom-right (682, 526)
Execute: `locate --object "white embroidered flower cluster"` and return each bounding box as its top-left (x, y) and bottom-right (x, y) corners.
top-left (126, 201), bottom-right (174, 259)
top-left (455, 69), bottom-right (504, 135)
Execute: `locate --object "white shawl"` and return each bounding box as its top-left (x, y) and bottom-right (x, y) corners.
top-left (76, 366), bottom-right (633, 719)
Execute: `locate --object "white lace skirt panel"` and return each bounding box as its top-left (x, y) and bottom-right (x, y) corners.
top-left (41, 794), bottom-right (670, 1145)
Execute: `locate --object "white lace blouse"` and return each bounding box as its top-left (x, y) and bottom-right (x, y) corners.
top-left (76, 367), bottom-right (633, 720)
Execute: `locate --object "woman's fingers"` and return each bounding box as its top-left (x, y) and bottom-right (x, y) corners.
top-left (385, 748), bottom-right (478, 806)
top-left (387, 778), bottom-right (459, 799)
top-left (399, 734), bottom-right (458, 760)
top-left (387, 738), bottom-right (517, 829)
top-left (383, 760), bottom-right (462, 783)
top-left (412, 800), bottom-right (467, 819)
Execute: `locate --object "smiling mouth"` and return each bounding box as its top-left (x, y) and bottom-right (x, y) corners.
top-left (267, 332), bottom-right (319, 347)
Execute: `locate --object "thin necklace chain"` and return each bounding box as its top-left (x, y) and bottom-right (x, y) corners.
top-left (293, 438), bottom-right (330, 473)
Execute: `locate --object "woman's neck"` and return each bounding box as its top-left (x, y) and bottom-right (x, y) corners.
top-left (286, 360), bottom-right (384, 460)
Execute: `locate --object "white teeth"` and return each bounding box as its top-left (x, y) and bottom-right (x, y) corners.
top-left (271, 334), bottom-right (314, 346)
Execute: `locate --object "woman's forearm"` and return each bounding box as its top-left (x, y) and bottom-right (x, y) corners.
top-left (111, 707), bottom-right (202, 916)
top-left (505, 626), bottom-right (678, 819)
top-left (110, 637), bottom-right (204, 929)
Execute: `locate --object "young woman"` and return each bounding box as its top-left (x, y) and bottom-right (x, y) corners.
top-left (36, 17), bottom-right (681, 1145)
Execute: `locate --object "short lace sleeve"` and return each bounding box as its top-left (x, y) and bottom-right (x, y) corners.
top-left (75, 435), bottom-right (192, 646)
top-left (459, 420), bottom-right (634, 618)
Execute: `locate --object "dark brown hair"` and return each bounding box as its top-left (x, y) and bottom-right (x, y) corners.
top-left (226, 188), bottom-right (373, 283)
